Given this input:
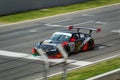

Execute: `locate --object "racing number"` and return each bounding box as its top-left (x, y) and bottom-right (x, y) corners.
top-left (74, 41), bottom-right (81, 53)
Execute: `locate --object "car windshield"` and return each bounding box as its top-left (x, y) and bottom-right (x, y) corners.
top-left (50, 32), bottom-right (71, 41)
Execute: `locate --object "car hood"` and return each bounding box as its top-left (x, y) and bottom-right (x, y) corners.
top-left (42, 39), bottom-right (61, 45)
top-left (39, 39), bottom-right (62, 52)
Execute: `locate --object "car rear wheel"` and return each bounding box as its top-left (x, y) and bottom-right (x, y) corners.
top-left (88, 39), bottom-right (94, 50)
top-left (82, 39), bottom-right (94, 51)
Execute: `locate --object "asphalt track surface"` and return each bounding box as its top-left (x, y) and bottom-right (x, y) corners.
top-left (0, 4), bottom-right (120, 80)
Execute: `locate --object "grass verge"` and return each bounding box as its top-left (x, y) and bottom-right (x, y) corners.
top-left (49, 56), bottom-right (120, 80)
top-left (0, 0), bottom-right (120, 23)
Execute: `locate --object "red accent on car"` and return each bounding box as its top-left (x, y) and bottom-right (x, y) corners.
top-left (55, 52), bottom-right (62, 58)
top-left (48, 52), bottom-right (62, 58)
top-left (68, 26), bottom-right (73, 30)
top-left (70, 37), bottom-right (75, 42)
top-left (32, 48), bottom-right (36, 54)
top-left (82, 42), bottom-right (88, 51)
top-left (96, 28), bottom-right (101, 33)
top-left (62, 42), bottom-right (69, 46)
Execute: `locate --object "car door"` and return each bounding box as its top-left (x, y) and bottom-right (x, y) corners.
top-left (73, 33), bottom-right (82, 53)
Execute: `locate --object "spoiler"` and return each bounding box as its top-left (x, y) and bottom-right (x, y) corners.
top-left (68, 26), bottom-right (101, 36)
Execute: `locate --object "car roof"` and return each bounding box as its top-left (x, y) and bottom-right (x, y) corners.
top-left (56, 30), bottom-right (82, 34)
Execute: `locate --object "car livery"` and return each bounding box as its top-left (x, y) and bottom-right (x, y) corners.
top-left (32, 26), bottom-right (101, 58)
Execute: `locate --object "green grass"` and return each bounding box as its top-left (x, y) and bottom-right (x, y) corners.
top-left (0, 0), bottom-right (120, 23)
top-left (49, 56), bottom-right (120, 80)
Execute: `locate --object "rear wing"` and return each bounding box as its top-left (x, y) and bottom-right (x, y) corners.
top-left (68, 26), bottom-right (101, 36)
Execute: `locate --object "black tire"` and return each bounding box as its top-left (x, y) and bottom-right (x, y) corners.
top-left (88, 39), bottom-right (94, 50)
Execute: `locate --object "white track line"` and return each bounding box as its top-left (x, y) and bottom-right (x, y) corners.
top-left (0, 50), bottom-right (93, 66)
top-left (70, 61), bottom-right (93, 66)
top-left (45, 21), bottom-right (94, 27)
top-left (45, 20), bottom-right (107, 28)
top-left (112, 30), bottom-right (120, 33)
top-left (46, 19), bottom-right (72, 25)
top-left (45, 19), bottom-right (72, 27)
top-left (86, 68), bottom-right (120, 80)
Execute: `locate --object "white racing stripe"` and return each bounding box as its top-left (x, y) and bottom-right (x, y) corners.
top-left (0, 50), bottom-right (93, 66)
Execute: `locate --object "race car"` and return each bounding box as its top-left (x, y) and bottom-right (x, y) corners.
top-left (32, 26), bottom-right (101, 58)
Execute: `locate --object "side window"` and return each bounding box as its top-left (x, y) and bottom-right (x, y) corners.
top-left (80, 33), bottom-right (85, 38)
top-left (73, 34), bottom-right (79, 40)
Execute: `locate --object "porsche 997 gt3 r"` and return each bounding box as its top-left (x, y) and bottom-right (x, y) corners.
top-left (32, 26), bottom-right (101, 58)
